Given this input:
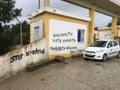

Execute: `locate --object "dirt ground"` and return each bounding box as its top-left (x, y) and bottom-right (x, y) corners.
top-left (0, 57), bottom-right (120, 90)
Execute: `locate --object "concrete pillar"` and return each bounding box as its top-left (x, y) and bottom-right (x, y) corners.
top-left (44, 0), bottom-right (50, 7)
top-left (89, 6), bottom-right (95, 44)
top-left (112, 16), bottom-right (117, 39)
top-left (39, 0), bottom-right (50, 9)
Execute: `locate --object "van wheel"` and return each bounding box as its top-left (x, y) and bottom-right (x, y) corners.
top-left (117, 52), bottom-right (120, 58)
top-left (84, 57), bottom-right (88, 60)
top-left (102, 54), bottom-right (107, 62)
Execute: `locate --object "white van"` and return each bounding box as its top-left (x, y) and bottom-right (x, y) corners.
top-left (83, 40), bottom-right (120, 61)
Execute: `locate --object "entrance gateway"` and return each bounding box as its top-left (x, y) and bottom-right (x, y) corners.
top-left (29, 0), bottom-right (120, 59)
top-left (63, 0), bottom-right (120, 40)
top-left (29, 7), bottom-right (90, 59)
top-left (1, 0), bottom-right (120, 81)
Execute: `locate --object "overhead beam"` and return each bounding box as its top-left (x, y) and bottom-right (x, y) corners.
top-left (63, 0), bottom-right (120, 18)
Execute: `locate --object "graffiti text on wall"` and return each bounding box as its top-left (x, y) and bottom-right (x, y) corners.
top-left (49, 19), bottom-right (86, 55)
top-left (52, 32), bottom-right (76, 43)
top-left (53, 32), bottom-right (73, 37)
top-left (50, 46), bottom-right (84, 53)
top-left (50, 46), bottom-right (77, 51)
top-left (70, 49), bottom-right (84, 54)
top-left (50, 31), bottom-right (84, 54)
top-left (10, 48), bottom-right (45, 63)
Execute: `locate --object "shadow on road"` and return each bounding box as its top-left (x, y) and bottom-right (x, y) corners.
top-left (27, 60), bottom-right (57, 72)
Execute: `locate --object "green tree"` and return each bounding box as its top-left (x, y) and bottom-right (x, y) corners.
top-left (0, 0), bottom-right (22, 24)
top-left (117, 18), bottom-right (120, 25)
top-left (106, 18), bottom-right (120, 27)
top-left (107, 22), bottom-right (112, 27)
top-left (12, 21), bottom-right (30, 45)
top-left (22, 21), bottom-right (30, 45)
top-left (0, 30), bottom-right (16, 54)
top-left (0, 0), bottom-right (22, 55)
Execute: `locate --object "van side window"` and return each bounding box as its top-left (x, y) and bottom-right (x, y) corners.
top-left (113, 41), bottom-right (118, 46)
top-left (107, 41), bottom-right (113, 48)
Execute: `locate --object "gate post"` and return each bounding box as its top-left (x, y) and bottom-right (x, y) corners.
top-left (89, 5), bottom-right (95, 45)
top-left (112, 16), bottom-right (117, 39)
top-left (44, 0), bottom-right (50, 7)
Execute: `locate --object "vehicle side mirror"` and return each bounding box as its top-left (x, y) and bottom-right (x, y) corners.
top-left (107, 45), bottom-right (110, 48)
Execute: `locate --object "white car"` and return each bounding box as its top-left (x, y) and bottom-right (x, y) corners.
top-left (83, 40), bottom-right (120, 61)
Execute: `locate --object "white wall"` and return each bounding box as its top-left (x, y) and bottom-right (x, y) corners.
top-left (99, 32), bottom-right (112, 39)
top-left (0, 38), bottom-right (48, 81)
top-left (31, 19), bottom-right (43, 42)
top-left (99, 31), bottom-right (111, 40)
top-left (49, 19), bottom-right (87, 55)
top-left (95, 30), bottom-right (112, 40)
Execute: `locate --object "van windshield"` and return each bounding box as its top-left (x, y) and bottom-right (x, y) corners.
top-left (89, 41), bottom-right (107, 47)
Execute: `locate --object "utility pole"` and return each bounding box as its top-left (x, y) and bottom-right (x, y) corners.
top-left (38, 0), bottom-right (40, 9)
top-left (16, 17), bottom-right (23, 46)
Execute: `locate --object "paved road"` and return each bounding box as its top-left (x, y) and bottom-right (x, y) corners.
top-left (0, 57), bottom-right (120, 90)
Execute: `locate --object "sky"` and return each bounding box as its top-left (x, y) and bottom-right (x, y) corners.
top-left (14, 0), bottom-right (120, 27)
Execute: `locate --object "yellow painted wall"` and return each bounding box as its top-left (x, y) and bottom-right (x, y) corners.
top-left (99, 29), bottom-right (111, 32)
top-left (30, 11), bottom-right (90, 59)
top-left (117, 27), bottom-right (120, 37)
top-left (89, 6), bottom-right (95, 44)
top-left (96, 27), bottom-right (120, 40)
top-left (98, 27), bottom-right (120, 35)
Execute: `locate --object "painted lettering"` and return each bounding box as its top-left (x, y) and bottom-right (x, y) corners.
top-left (53, 39), bottom-right (62, 43)
top-left (10, 53), bottom-right (23, 63)
top-left (50, 46), bottom-right (65, 51)
top-left (66, 46), bottom-right (77, 50)
top-left (63, 39), bottom-right (76, 43)
top-left (10, 48), bottom-right (45, 63)
top-left (26, 48), bottom-right (45, 56)
top-left (53, 32), bottom-right (73, 37)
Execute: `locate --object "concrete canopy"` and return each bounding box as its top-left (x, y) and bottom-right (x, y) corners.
top-left (63, 0), bottom-right (120, 18)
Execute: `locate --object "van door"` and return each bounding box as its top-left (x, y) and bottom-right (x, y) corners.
top-left (106, 41), bottom-right (114, 57)
top-left (112, 41), bottom-right (119, 56)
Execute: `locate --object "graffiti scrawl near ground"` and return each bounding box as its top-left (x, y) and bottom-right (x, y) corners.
top-left (10, 48), bottom-right (45, 63)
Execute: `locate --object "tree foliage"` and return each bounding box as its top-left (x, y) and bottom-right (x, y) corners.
top-left (0, 0), bottom-right (21, 24)
top-left (11, 21), bottom-right (30, 45)
top-left (0, 21), bottom-right (30, 55)
top-left (0, 0), bottom-right (30, 55)
top-left (106, 18), bottom-right (120, 27)
top-left (0, 24), bottom-right (16, 54)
